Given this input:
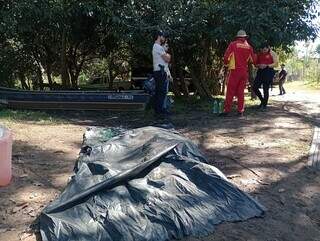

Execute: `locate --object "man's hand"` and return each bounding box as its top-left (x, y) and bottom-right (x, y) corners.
top-left (268, 64), bottom-right (275, 68)
top-left (258, 64), bottom-right (267, 69)
top-left (162, 53), bottom-right (171, 63)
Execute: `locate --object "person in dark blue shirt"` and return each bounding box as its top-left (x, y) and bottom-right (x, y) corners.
top-left (278, 64), bottom-right (287, 95)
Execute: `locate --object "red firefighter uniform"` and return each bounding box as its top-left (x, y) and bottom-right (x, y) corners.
top-left (223, 38), bottom-right (256, 113)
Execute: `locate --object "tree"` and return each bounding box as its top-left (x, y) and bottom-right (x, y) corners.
top-left (0, 0), bottom-right (318, 94)
top-left (0, 0), bottom-right (123, 89)
top-left (123, 0), bottom-right (318, 97)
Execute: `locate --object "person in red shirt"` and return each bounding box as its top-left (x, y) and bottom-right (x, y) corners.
top-left (253, 43), bottom-right (278, 110)
top-left (220, 30), bottom-right (256, 117)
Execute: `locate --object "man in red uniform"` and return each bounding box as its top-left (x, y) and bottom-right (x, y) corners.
top-left (221, 30), bottom-right (256, 117)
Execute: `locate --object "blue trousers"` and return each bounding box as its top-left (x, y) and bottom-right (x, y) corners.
top-left (153, 70), bottom-right (167, 114)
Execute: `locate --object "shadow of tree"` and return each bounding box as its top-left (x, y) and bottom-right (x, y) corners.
top-left (1, 96), bottom-right (319, 241)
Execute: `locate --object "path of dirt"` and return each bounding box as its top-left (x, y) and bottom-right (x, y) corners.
top-left (0, 89), bottom-right (319, 241)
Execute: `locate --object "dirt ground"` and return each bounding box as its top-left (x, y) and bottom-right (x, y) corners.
top-left (0, 87), bottom-right (319, 241)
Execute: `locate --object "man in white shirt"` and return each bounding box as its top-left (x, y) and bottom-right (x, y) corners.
top-left (152, 31), bottom-right (171, 115)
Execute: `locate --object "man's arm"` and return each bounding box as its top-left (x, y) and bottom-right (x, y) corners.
top-left (279, 70), bottom-right (287, 81)
top-left (161, 53), bottom-right (171, 63)
top-left (155, 44), bottom-right (171, 63)
top-left (248, 47), bottom-right (257, 66)
top-left (223, 43), bottom-right (234, 66)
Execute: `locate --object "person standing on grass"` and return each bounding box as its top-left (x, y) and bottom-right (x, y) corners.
top-left (253, 43), bottom-right (278, 110)
top-left (152, 31), bottom-right (171, 116)
top-left (278, 64), bottom-right (287, 95)
top-left (220, 30), bottom-right (256, 117)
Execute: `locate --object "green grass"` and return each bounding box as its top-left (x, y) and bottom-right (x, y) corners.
top-left (304, 81), bottom-right (320, 90)
top-left (0, 94), bottom-right (261, 125)
top-left (286, 81), bottom-right (320, 92)
top-left (0, 108), bottom-right (64, 124)
top-left (173, 95), bottom-right (259, 114)
top-left (173, 96), bottom-right (214, 114)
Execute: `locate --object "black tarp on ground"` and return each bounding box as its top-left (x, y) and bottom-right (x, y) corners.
top-left (40, 126), bottom-right (265, 241)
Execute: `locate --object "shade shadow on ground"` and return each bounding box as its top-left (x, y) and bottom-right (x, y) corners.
top-left (1, 95), bottom-right (319, 241)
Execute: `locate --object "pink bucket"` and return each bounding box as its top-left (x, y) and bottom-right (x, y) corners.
top-left (0, 127), bottom-right (12, 187)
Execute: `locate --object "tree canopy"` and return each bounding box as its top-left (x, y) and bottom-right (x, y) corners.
top-left (0, 0), bottom-right (318, 96)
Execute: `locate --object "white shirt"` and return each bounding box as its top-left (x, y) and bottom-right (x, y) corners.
top-left (152, 43), bottom-right (167, 71)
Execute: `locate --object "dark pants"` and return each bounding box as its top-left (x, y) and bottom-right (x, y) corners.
top-left (279, 79), bottom-right (286, 95)
top-left (153, 70), bottom-right (167, 114)
top-left (163, 78), bottom-right (170, 110)
top-left (253, 68), bottom-right (275, 107)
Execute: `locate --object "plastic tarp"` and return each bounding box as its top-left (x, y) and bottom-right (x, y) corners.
top-left (40, 126), bottom-right (265, 241)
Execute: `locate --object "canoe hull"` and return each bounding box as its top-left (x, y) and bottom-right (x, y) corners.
top-left (0, 88), bottom-right (150, 111)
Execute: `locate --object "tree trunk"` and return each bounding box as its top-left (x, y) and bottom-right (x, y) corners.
top-left (199, 77), bottom-right (212, 97)
top-left (43, 44), bottom-right (54, 89)
top-left (68, 62), bottom-right (77, 89)
top-left (46, 63), bottom-right (53, 89)
top-left (18, 72), bottom-right (29, 90)
top-left (108, 58), bottom-right (115, 90)
top-left (171, 78), bottom-right (182, 97)
top-left (69, 64), bottom-right (83, 89)
top-left (60, 3), bottom-right (70, 89)
top-left (189, 70), bottom-right (208, 98)
top-left (61, 31), bottom-right (70, 88)
top-left (36, 65), bottom-right (44, 90)
top-left (28, 78), bottom-right (32, 89)
top-left (170, 49), bottom-right (181, 97)
top-left (69, 70), bottom-right (78, 89)
top-left (109, 69), bottom-right (114, 90)
top-left (67, 48), bottom-right (84, 89)
top-left (179, 69), bottom-right (189, 97)
top-left (190, 39), bottom-right (212, 98)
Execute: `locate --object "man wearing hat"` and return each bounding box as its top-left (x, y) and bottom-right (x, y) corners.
top-left (221, 30), bottom-right (256, 117)
top-left (152, 31), bottom-right (171, 116)
top-left (253, 43), bottom-right (278, 110)
top-left (278, 64), bottom-right (287, 95)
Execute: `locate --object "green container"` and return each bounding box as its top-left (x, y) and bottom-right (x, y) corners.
top-left (218, 99), bottom-right (224, 113)
top-left (212, 100), bottom-right (218, 113)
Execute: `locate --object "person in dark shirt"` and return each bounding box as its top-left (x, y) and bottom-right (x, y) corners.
top-left (278, 64), bottom-right (287, 95)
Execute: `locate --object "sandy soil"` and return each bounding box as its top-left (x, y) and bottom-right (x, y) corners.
top-left (0, 89), bottom-right (319, 241)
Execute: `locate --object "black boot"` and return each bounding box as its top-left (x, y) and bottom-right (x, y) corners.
top-left (219, 112), bottom-right (230, 117)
